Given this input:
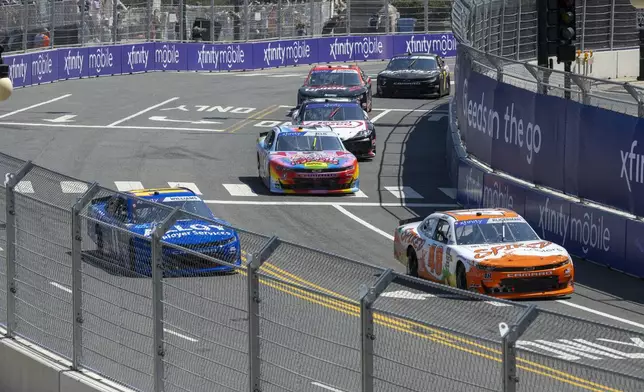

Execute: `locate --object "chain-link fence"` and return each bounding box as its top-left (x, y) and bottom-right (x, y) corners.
top-left (0, 0), bottom-right (453, 54)
top-left (0, 154), bottom-right (643, 392)
top-left (451, 0), bottom-right (644, 117)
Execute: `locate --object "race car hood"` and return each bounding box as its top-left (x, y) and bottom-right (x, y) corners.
top-left (300, 120), bottom-right (369, 140)
top-left (378, 69), bottom-right (441, 80)
top-left (299, 85), bottom-right (367, 98)
top-left (458, 240), bottom-right (570, 267)
top-left (130, 218), bottom-right (237, 246)
top-left (269, 151), bottom-right (355, 169)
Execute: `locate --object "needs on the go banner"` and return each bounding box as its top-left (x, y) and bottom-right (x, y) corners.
top-left (4, 33), bottom-right (457, 85)
top-left (454, 44), bottom-right (644, 218)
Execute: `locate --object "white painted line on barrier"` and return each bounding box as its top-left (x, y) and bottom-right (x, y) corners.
top-left (332, 205), bottom-right (394, 240)
top-left (0, 94), bottom-right (72, 119)
top-left (370, 109), bottom-right (392, 123)
top-left (0, 121), bottom-right (226, 132)
top-left (223, 183), bottom-right (258, 197)
top-left (384, 186), bottom-right (423, 199)
top-left (164, 328), bottom-right (199, 342)
top-left (107, 97), bottom-right (180, 127)
top-left (50, 282), bottom-right (72, 293)
top-left (311, 382), bottom-right (346, 392)
top-left (168, 182), bottom-right (202, 195)
top-left (556, 300), bottom-right (644, 330)
top-left (114, 181), bottom-right (145, 191)
top-left (60, 181), bottom-right (89, 194)
top-left (485, 301), bottom-right (513, 307)
top-left (203, 200), bottom-right (459, 208)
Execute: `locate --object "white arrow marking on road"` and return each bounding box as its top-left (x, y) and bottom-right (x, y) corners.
top-left (148, 116), bottom-right (222, 125)
top-left (44, 114), bottom-right (77, 123)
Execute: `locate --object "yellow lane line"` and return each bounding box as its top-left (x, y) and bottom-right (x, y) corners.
top-left (225, 104), bottom-right (282, 133)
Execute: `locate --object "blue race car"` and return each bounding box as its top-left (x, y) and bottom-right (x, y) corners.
top-left (86, 187), bottom-right (241, 277)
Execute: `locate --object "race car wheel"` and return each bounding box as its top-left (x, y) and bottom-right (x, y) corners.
top-left (406, 247), bottom-right (419, 277)
top-left (456, 262), bottom-right (468, 290)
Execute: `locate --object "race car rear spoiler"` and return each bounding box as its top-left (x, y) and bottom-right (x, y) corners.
top-left (398, 216), bottom-right (424, 226)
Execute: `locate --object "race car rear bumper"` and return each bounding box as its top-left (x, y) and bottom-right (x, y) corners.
top-left (378, 79), bottom-right (440, 96)
top-left (343, 136), bottom-right (376, 158)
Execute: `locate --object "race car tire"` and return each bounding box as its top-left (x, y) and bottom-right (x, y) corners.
top-left (406, 247), bottom-right (419, 277)
top-left (456, 262), bottom-right (468, 290)
top-left (257, 154), bottom-right (261, 178)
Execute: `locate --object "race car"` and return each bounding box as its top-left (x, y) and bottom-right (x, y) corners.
top-left (86, 187), bottom-right (241, 277)
top-left (289, 98), bottom-right (376, 159)
top-left (256, 125), bottom-right (360, 194)
top-left (376, 52), bottom-right (451, 98)
top-left (393, 208), bottom-right (574, 299)
top-left (297, 64), bottom-right (373, 112)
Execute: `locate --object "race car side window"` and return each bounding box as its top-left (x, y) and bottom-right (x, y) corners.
top-left (107, 196), bottom-right (127, 222)
top-left (265, 130), bottom-right (276, 149)
top-left (419, 217), bottom-right (437, 238)
top-left (433, 219), bottom-right (451, 244)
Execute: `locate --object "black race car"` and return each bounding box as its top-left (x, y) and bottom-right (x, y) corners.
top-left (296, 64), bottom-right (373, 112)
top-left (376, 52), bottom-right (451, 98)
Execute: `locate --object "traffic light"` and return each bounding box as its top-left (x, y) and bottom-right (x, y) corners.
top-left (556, 0), bottom-right (577, 62)
top-left (537, 0), bottom-right (577, 64)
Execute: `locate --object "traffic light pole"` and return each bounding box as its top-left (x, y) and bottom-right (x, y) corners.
top-left (638, 30), bottom-right (644, 81)
top-left (564, 61), bottom-right (572, 100)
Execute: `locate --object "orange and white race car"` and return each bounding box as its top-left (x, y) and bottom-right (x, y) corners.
top-left (393, 208), bottom-right (575, 299)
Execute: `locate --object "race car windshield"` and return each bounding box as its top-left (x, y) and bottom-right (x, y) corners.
top-left (386, 57), bottom-right (438, 71)
top-left (161, 200), bottom-right (214, 219)
top-left (307, 71), bottom-right (362, 86)
top-left (132, 198), bottom-right (214, 223)
top-left (302, 104), bottom-right (364, 121)
top-left (275, 134), bottom-right (344, 151)
top-left (455, 221), bottom-right (540, 245)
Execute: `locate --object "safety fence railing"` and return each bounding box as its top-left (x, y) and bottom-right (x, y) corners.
top-left (0, 0), bottom-right (453, 54)
top-left (1, 155), bottom-right (643, 392)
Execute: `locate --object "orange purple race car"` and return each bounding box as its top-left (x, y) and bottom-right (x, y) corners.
top-left (256, 125), bottom-right (360, 194)
top-left (393, 208), bottom-right (575, 299)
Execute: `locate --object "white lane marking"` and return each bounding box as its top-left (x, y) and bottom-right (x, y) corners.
top-left (223, 184), bottom-right (258, 197)
top-left (384, 186), bottom-right (423, 199)
top-left (370, 109), bottom-right (392, 123)
top-left (50, 282), bottom-right (72, 293)
top-left (168, 182), bottom-right (202, 195)
top-left (60, 181), bottom-right (89, 194)
top-left (371, 108), bottom-right (438, 113)
top-left (236, 73), bottom-right (267, 76)
top-left (44, 114), bottom-right (77, 123)
top-left (332, 205), bottom-right (394, 240)
top-left (381, 290), bottom-right (436, 300)
top-left (0, 94), bottom-right (72, 119)
top-left (311, 381), bottom-right (346, 392)
top-left (267, 74), bottom-right (303, 78)
top-left (439, 187), bottom-right (457, 199)
top-left (353, 190), bottom-right (368, 198)
top-left (486, 301), bottom-right (512, 307)
top-left (0, 122), bottom-right (225, 132)
top-left (163, 328), bottom-right (199, 342)
top-left (107, 97), bottom-right (180, 127)
top-left (49, 281), bottom-right (200, 341)
top-left (204, 200), bottom-right (459, 207)
top-left (555, 300), bottom-right (644, 330)
top-left (14, 180), bottom-right (34, 193)
top-left (114, 181), bottom-right (144, 192)
top-left (450, 81), bottom-right (455, 85)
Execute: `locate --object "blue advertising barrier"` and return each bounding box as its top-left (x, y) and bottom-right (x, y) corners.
top-left (454, 44), bottom-right (644, 220)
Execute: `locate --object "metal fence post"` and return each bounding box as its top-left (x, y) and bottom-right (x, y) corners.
top-left (21, 1), bottom-right (28, 52)
top-left (50, 0), bottom-right (55, 48)
top-left (359, 269), bottom-right (395, 392)
top-left (80, 2), bottom-right (86, 47)
top-left (500, 305), bottom-right (538, 392)
top-left (211, 0), bottom-right (216, 42)
top-left (179, 0), bottom-right (184, 42)
top-left (151, 207), bottom-right (181, 392)
top-left (486, 54), bottom-right (504, 83)
top-left (384, 0), bottom-right (390, 34)
top-left (113, 0), bottom-right (118, 43)
top-left (347, 0), bottom-right (351, 35)
top-left (243, 0), bottom-right (250, 41)
top-left (515, 0), bottom-right (521, 60)
top-left (4, 161), bottom-right (34, 338)
top-left (524, 64), bottom-right (546, 95)
top-left (247, 236), bottom-right (280, 392)
top-left (310, 0), bottom-right (315, 37)
top-left (499, 0), bottom-right (506, 56)
top-left (580, 0), bottom-right (587, 51)
top-left (624, 84), bottom-right (644, 118)
top-left (570, 74), bottom-right (591, 105)
top-left (277, 0), bottom-right (282, 39)
top-left (70, 182), bottom-right (100, 370)
top-left (609, 0), bottom-right (616, 50)
top-left (146, 0), bottom-right (152, 41)
top-left (424, 0), bottom-right (429, 33)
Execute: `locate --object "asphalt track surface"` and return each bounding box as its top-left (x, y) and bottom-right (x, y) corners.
top-left (0, 60), bottom-right (642, 392)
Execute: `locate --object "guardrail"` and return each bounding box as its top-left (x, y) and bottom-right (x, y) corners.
top-left (0, 33), bottom-right (643, 392)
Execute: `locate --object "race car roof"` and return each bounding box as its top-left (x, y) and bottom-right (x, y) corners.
top-left (127, 187), bottom-right (198, 199)
top-left (392, 52), bottom-right (440, 59)
top-left (275, 125), bottom-right (338, 137)
top-left (443, 208), bottom-right (520, 221)
top-left (311, 64), bottom-right (360, 70)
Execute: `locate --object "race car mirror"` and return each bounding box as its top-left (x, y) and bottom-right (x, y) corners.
top-left (0, 45), bottom-right (13, 102)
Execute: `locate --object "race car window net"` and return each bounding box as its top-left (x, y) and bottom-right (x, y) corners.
top-left (302, 105), bottom-right (364, 121)
top-left (307, 71), bottom-right (362, 86)
top-left (275, 134), bottom-right (344, 152)
top-left (386, 57), bottom-right (438, 71)
top-left (454, 221), bottom-right (540, 245)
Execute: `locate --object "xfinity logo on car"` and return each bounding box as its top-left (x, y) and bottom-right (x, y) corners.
top-left (89, 47), bottom-right (113, 73)
top-left (31, 53), bottom-right (53, 81)
top-left (63, 50), bottom-right (84, 75)
top-left (155, 44), bottom-right (180, 69)
top-left (127, 45), bottom-right (149, 70)
top-left (620, 140), bottom-right (643, 192)
top-left (405, 34), bottom-right (456, 56)
top-left (328, 37), bottom-right (384, 60)
top-left (263, 41), bottom-right (311, 66)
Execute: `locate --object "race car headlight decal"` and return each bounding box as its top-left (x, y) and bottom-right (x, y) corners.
top-left (476, 263), bottom-right (495, 271)
top-left (344, 165), bottom-right (354, 171)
